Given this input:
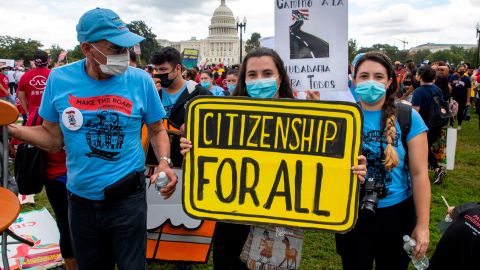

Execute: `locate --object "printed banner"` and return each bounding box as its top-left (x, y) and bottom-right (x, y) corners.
top-left (67, 94), bottom-right (133, 116)
top-left (142, 129), bottom-right (215, 263)
top-left (144, 169), bottom-right (215, 263)
top-left (0, 59), bottom-right (15, 67)
top-left (18, 194), bottom-right (35, 204)
top-left (0, 208), bottom-right (62, 270)
top-left (183, 97), bottom-right (362, 232)
top-left (146, 168), bottom-right (202, 229)
top-left (182, 49), bottom-right (199, 69)
top-left (241, 226), bottom-right (304, 270)
top-left (432, 127), bottom-right (447, 165)
top-left (274, 0), bottom-right (349, 100)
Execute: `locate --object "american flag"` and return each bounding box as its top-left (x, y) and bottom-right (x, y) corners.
top-left (292, 9), bottom-right (309, 21)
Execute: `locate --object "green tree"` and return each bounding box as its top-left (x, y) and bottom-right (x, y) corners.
top-left (409, 49), bottom-right (431, 65)
top-left (0, 36), bottom-right (43, 63)
top-left (371, 44), bottom-right (401, 61)
top-left (395, 50), bottom-right (409, 64)
top-left (348, 39), bottom-right (358, 64)
top-left (126, 21), bottom-right (159, 65)
top-left (67, 45), bottom-right (84, 62)
top-left (355, 43), bottom-right (415, 64)
top-left (48, 44), bottom-right (64, 64)
top-left (245, 32), bottom-right (261, 53)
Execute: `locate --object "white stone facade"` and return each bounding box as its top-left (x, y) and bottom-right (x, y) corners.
top-left (158, 0), bottom-right (246, 66)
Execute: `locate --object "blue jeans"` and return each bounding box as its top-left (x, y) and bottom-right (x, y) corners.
top-left (0, 95), bottom-right (15, 105)
top-left (68, 177), bottom-right (147, 270)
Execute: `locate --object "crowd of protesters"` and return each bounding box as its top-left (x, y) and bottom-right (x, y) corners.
top-left (2, 6), bottom-right (480, 270)
top-left (356, 58), bottom-right (480, 185)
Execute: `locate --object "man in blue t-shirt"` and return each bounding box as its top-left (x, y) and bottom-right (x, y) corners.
top-left (9, 8), bottom-right (178, 270)
top-left (149, 47), bottom-right (211, 168)
top-left (412, 65), bottom-right (446, 184)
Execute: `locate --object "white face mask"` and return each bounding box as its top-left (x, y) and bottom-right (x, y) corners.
top-left (91, 44), bottom-right (129, 76)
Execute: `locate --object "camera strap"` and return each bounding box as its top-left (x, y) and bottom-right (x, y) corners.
top-left (357, 102), bottom-right (412, 196)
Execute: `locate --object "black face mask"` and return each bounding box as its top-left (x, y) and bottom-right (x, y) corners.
top-left (459, 71), bottom-right (465, 76)
top-left (155, 70), bottom-right (178, 88)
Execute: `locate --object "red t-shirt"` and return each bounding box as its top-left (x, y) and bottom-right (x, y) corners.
top-left (15, 88), bottom-right (26, 114)
top-left (17, 67), bottom-right (50, 113)
top-left (27, 108), bottom-right (67, 180)
top-left (195, 73), bottom-right (201, 83)
top-left (0, 73), bottom-right (9, 97)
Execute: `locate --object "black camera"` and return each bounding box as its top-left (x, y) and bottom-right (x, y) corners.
top-left (360, 177), bottom-right (387, 214)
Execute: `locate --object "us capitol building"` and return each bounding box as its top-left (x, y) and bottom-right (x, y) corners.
top-left (157, 0), bottom-right (246, 65)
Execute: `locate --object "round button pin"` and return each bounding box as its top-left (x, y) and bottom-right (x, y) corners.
top-left (62, 107), bottom-right (83, 131)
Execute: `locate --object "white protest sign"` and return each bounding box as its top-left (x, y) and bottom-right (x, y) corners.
top-left (446, 127), bottom-right (457, 170)
top-left (275, 0), bottom-right (349, 101)
top-left (0, 208), bottom-right (62, 270)
top-left (146, 168), bottom-right (202, 229)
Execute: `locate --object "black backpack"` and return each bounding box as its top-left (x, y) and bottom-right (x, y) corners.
top-left (426, 89), bottom-right (451, 128)
top-left (396, 102), bottom-right (412, 195)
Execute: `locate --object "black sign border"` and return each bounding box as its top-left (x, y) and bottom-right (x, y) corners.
top-left (183, 96), bottom-right (363, 233)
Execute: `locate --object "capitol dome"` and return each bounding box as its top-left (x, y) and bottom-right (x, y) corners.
top-left (208, 0), bottom-right (238, 39)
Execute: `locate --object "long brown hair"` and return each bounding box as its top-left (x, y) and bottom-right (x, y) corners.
top-left (354, 51), bottom-right (399, 171)
top-left (233, 47), bottom-right (294, 98)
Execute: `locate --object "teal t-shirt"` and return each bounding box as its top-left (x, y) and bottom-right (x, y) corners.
top-left (210, 85), bottom-right (225, 96)
top-left (39, 59), bottom-right (165, 200)
top-left (362, 108), bottom-right (428, 208)
top-left (161, 82), bottom-right (187, 118)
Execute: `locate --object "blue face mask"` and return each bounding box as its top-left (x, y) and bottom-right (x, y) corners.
top-left (246, 78), bottom-right (278, 98)
top-left (227, 84), bottom-right (236, 93)
top-left (354, 80), bottom-right (387, 104)
top-left (201, 81), bottom-right (211, 89)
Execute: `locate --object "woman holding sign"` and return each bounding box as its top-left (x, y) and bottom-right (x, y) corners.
top-left (335, 52), bottom-right (430, 270)
top-left (180, 47), bottom-right (367, 270)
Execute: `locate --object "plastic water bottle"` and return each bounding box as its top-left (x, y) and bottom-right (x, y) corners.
top-left (444, 214), bottom-right (453, 222)
top-left (154, 172), bottom-right (169, 194)
top-left (402, 235), bottom-right (429, 270)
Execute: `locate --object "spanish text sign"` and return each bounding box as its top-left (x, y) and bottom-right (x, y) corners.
top-left (275, 0), bottom-right (348, 99)
top-left (183, 97), bottom-right (362, 232)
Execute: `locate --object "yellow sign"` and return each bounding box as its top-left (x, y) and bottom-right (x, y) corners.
top-left (183, 97), bottom-right (363, 232)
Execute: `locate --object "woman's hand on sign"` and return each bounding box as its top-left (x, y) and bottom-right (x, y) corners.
top-left (180, 137), bottom-right (192, 156)
top-left (351, 155), bottom-right (367, 184)
top-left (305, 90), bottom-right (321, 100)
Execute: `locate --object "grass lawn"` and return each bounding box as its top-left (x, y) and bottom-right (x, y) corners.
top-left (20, 113), bottom-right (480, 270)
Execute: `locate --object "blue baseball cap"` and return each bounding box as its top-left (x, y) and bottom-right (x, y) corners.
top-left (76, 8), bottom-right (144, 47)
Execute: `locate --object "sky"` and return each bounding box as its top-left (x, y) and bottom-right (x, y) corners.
top-left (1, 0), bottom-right (479, 51)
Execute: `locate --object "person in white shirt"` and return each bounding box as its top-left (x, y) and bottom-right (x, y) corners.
top-left (6, 67), bottom-right (16, 95)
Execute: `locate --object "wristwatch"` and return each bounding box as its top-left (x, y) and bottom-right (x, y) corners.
top-left (159, 156), bottom-right (173, 168)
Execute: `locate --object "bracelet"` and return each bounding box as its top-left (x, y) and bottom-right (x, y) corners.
top-left (159, 156), bottom-right (173, 168)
